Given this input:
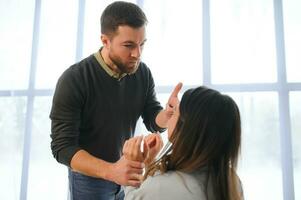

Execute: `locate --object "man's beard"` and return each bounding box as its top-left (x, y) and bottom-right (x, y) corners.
top-left (109, 53), bottom-right (139, 74)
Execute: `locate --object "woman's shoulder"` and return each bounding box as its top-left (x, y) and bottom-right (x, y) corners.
top-left (146, 170), bottom-right (207, 198)
top-left (124, 170), bottom-right (208, 200)
top-left (150, 170), bottom-right (205, 183)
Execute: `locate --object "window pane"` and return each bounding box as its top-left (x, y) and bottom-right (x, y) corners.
top-left (27, 97), bottom-right (68, 200)
top-left (211, 0), bottom-right (277, 84)
top-left (290, 92), bottom-right (301, 200)
top-left (35, 0), bottom-right (78, 89)
top-left (0, 97), bottom-right (27, 199)
top-left (229, 92), bottom-right (283, 200)
top-left (0, 0), bottom-right (34, 89)
top-left (140, 0), bottom-right (203, 86)
top-left (283, 0), bottom-right (301, 82)
top-left (82, 0), bottom-right (104, 58)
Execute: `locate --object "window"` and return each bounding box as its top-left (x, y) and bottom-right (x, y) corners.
top-left (210, 0), bottom-right (277, 84)
top-left (0, 0), bottom-right (34, 89)
top-left (290, 92), bottom-right (301, 200)
top-left (283, 0), bottom-right (301, 82)
top-left (230, 92), bottom-right (282, 199)
top-left (0, 97), bottom-right (26, 199)
top-left (35, 0), bottom-right (78, 89)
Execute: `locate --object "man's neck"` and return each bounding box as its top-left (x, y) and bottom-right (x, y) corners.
top-left (100, 48), bottom-right (121, 74)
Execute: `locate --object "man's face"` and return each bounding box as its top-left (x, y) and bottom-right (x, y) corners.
top-left (107, 25), bottom-right (146, 74)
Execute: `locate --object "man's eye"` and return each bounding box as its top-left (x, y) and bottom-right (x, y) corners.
top-left (124, 45), bottom-right (134, 48)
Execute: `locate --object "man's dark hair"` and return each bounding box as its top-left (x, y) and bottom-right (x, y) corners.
top-left (100, 1), bottom-right (147, 35)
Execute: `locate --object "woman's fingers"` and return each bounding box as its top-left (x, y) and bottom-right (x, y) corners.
top-left (123, 136), bottom-right (144, 162)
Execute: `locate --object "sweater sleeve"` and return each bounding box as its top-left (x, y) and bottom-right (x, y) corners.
top-left (49, 67), bottom-right (85, 167)
top-left (141, 67), bottom-right (166, 133)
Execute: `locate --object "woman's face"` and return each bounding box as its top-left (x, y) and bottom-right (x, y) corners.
top-left (167, 104), bottom-right (180, 140)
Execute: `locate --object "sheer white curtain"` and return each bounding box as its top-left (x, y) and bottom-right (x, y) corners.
top-left (0, 0), bottom-right (300, 199)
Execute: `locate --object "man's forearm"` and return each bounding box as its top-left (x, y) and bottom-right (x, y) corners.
top-left (70, 149), bottom-right (112, 180)
top-left (70, 149), bottom-right (144, 187)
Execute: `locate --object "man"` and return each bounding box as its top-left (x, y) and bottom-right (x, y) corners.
top-left (50, 1), bottom-right (182, 200)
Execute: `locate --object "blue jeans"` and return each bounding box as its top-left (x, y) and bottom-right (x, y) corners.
top-left (68, 169), bottom-right (124, 200)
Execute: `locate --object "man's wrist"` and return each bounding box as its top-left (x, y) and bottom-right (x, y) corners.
top-left (99, 161), bottom-right (114, 181)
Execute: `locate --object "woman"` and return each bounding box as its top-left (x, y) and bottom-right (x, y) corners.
top-left (123, 86), bottom-right (243, 200)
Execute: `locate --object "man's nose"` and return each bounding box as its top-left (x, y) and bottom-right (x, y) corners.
top-left (131, 46), bottom-right (141, 58)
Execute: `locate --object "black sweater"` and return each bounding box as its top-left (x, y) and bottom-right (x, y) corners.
top-left (50, 54), bottom-right (164, 166)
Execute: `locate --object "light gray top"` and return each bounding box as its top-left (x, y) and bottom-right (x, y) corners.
top-left (125, 170), bottom-right (244, 200)
top-left (125, 170), bottom-right (210, 200)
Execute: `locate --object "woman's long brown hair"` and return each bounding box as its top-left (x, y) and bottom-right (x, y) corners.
top-left (145, 86), bottom-right (242, 200)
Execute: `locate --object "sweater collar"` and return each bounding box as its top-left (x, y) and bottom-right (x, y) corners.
top-left (94, 48), bottom-right (127, 80)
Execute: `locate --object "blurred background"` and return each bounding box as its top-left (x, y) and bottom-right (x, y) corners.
top-left (0, 0), bottom-right (300, 199)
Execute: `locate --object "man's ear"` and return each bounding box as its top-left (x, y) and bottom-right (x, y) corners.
top-left (101, 34), bottom-right (110, 49)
